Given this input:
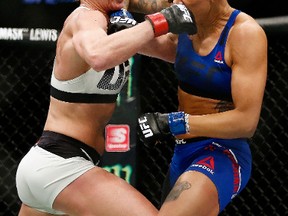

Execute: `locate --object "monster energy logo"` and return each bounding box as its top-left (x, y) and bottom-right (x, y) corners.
top-left (103, 164), bottom-right (133, 184)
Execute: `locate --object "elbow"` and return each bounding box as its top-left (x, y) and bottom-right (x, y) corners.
top-left (244, 127), bottom-right (256, 138)
top-left (91, 58), bottom-right (109, 71)
top-left (234, 108), bottom-right (261, 138)
top-left (89, 55), bottom-right (110, 72)
top-left (85, 49), bottom-right (112, 71)
top-left (242, 120), bottom-right (259, 138)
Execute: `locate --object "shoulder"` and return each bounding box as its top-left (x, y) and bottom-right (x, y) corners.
top-left (226, 11), bottom-right (267, 66)
top-left (228, 11), bottom-right (267, 59)
top-left (63, 7), bottom-right (107, 33)
top-left (229, 11), bottom-right (267, 45)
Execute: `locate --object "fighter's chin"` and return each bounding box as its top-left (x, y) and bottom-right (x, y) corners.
top-left (110, 0), bottom-right (125, 10)
top-left (115, 0), bottom-right (125, 4)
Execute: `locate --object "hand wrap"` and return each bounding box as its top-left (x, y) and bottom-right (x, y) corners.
top-left (108, 9), bottom-right (137, 34)
top-left (145, 4), bottom-right (197, 37)
top-left (168, 111), bottom-right (190, 135)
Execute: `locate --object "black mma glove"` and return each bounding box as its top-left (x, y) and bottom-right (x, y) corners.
top-left (108, 9), bottom-right (138, 34)
top-left (145, 4), bottom-right (197, 37)
top-left (138, 111), bottom-right (190, 144)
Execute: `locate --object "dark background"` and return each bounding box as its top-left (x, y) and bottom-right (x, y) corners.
top-left (0, 0), bottom-right (288, 29)
top-left (0, 1), bottom-right (288, 216)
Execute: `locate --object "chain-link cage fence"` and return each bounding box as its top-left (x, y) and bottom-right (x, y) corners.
top-left (1, 16), bottom-right (288, 216)
top-left (0, 42), bottom-right (55, 215)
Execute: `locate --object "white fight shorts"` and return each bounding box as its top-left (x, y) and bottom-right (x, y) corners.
top-left (16, 145), bottom-right (95, 215)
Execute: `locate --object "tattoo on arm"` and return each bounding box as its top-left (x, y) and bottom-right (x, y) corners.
top-left (137, 0), bottom-right (157, 12)
top-left (215, 101), bottom-right (234, 112)
top-left (129, 0), bottom-right (170, 14)
top-left (165, 181), bottom-right (191, 202)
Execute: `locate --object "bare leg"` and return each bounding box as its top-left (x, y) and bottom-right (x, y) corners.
top-left (53, 167), bottom-right (158, 216)
top-left (18, 204), bottom-right (67, 216)
top-left (158, 171), bottom-right (219, 216)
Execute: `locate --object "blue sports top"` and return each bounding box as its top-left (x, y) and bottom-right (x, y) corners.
top-left (175, 10), bottom-right (241, 102)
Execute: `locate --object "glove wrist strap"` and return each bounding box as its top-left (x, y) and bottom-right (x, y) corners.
top-left (145, 13), bottom-right (169, 37)
top-left (168, 112), bottom-right (190, 135)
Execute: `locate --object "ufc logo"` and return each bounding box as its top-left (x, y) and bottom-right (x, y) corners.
top-left (138, 117), bottom-right (153, 138)
top-left (177, 5), bottom-right (193, 23)
top-left (175, 139), bottom-right (187, 145)
top-left (110, 17), bottom-right (137, 25)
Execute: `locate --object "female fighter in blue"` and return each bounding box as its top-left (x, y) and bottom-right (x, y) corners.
top-left (135, 0), bottom-right (267, 215)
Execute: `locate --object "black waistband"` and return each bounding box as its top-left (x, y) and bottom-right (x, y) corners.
top-left (36, 130), bottom-right (100, 165)
top-left (50, 86), bottom-right (118, 103)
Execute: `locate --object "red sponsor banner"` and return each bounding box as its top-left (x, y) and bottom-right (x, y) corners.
top-left (105, 124), bottom-right (130, 152)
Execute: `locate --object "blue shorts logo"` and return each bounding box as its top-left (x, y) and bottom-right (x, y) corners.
top-left (191, 156), bottom-right (215, 175)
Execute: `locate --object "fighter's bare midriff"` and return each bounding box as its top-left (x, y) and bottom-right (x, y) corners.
top-left (176, 88), bottom-right (234, 140)
top-left (44, 97), bottom-right (116, 155)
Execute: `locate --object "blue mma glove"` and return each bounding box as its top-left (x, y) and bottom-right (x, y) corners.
top-left (138, 111), bottom-right (190, 144)
top-left (108, 9), bottom-right (138, 34)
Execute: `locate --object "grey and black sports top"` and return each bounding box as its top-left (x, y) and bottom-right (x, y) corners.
top-left (50, 60), bottom-right (130, 103)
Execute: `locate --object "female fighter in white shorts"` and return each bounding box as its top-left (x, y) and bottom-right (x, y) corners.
top-left (15, 0), bottom-right (197, 215)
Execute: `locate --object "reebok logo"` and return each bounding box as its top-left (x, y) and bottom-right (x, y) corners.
top-left (197, 156), bottom-right (215, 169)
top-left (214, 51), bottom-right (224, 64)
top-left (191, 156), bottom-right (215, 175)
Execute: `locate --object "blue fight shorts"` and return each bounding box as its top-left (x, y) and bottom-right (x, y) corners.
top-left (167, 138), bottom-right (252, 212)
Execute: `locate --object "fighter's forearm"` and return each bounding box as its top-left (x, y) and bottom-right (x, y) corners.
top-left (126, 0), bottom-right (171, 14)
